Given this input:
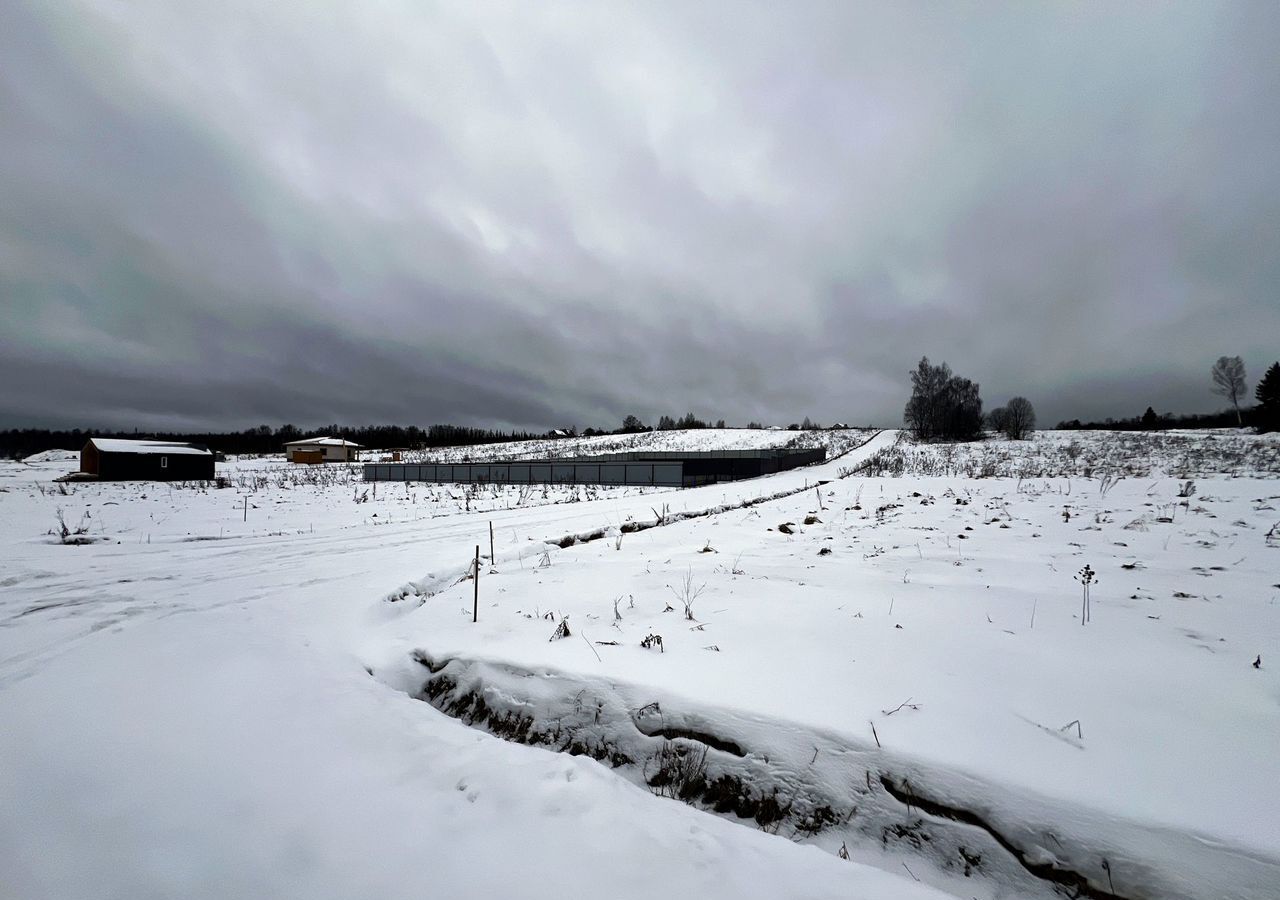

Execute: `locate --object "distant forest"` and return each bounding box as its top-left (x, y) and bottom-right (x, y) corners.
top-left (1056, 406), bottom-right (1260, 431)
top-left (0, 424), bottom-right (551, 460)
top-left (2, 404), bottom-right (1261, 460)
top-left (0, 414), bottom-right (817, 460)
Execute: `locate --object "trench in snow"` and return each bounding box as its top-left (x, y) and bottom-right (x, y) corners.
top-left (378, 651), bottom-right (1172, 900)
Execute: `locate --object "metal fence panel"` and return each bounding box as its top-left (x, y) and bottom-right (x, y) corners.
top-left (654, 463), bottom-right (683, 486)
top-left (626, 464), bottom-right (653, 485)
top-left (362, 447), bottom-right (822, 487)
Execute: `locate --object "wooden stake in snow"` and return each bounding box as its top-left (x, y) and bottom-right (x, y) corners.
top-left (243, 496), bottom-right (248, 523)
top-left (472, 545), bottom-right (479, 624)
top-left (489, 521), bottom-right (495, 566)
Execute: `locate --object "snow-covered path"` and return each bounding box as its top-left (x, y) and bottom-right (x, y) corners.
top-left (1, 433), bottom-right (948, 900)
top-left (0, 432), bottom-right (889, 685)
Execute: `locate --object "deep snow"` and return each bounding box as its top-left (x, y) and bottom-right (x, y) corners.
top-left (2, 429), bottom-right (1278, 899)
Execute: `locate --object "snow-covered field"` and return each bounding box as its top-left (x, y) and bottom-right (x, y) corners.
top-left (399, 426), bottom-right (875, 462)
top-left (2, 430), bottom-right (1278, 899)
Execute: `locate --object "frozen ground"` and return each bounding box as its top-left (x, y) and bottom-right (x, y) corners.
top-left (2, 430), bottom-right (1278, 899)
top-left (2, 432), bottom-right (941, 900)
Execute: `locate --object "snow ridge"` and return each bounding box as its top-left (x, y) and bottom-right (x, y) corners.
top-left (382, 652), bottom-right (1279, 900)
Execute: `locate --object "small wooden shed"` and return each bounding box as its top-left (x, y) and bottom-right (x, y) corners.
top-left (81, 438), bottom-right (216, 481)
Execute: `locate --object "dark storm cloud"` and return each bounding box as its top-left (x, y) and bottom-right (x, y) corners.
top-left (2, 1), bottom-right (1278, 432)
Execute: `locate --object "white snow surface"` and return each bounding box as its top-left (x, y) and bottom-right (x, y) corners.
top-left (19, 449), bottom-right (80, 464)
top-left (402, 427), bottom-right (872, 462)
top-left (3, 429), bottom-right (1279, 899)
top-left (87, 438), bottom-right (213, 456)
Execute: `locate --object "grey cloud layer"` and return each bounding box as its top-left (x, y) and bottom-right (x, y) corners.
top-left (2, 1), bottom-right (1277, 431)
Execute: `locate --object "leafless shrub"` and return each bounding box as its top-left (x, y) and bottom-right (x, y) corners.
top-left (668, 568), bottom-right (707, 621)
top-left (52, 508), bottom-right (92, 544)
top-left (646, 741), bottom-right (708, 800)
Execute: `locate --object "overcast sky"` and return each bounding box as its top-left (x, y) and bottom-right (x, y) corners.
top-left (2, 1), bottom-right (1278, 432)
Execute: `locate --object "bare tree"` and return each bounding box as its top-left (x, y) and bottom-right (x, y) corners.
top-left (1002, 397), bottom-right (1036, 440)
top-left (903, 357), bottom-right (983, 441)
top-left (1211, 356), bottom-right (1247, 425)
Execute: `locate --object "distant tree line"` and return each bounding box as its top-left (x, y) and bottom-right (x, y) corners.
top-left (0, 423), bottom-right (550, 460)
top-left (1056, 357), bottom-right (1279, 433)
top-left (609, 414), bottom-right (835, 434)
top-left (1056, 408), bottom-right (1253, 431)
top-left (2, 412), bottom-right (859, 460)
top-left (581, 413), bottom-right (723, 436)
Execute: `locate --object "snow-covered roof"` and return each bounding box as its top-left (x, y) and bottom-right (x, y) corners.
top-left (283, 436), bottom-right (363, 448)
top-left (88, 439), bottom-right (212, 456)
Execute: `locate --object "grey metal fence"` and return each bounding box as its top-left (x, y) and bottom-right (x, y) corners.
top-left (362, 448), bottom-right (824, 488)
